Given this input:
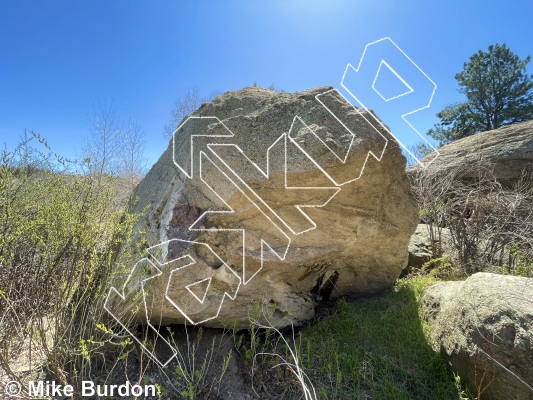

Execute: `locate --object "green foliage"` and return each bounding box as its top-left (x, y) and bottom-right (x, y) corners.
top-left (0, 132), bottom-right (142, 388)
top-left (414, 142), bottom-right (434, 158)
top-left (427, 103), bottom-right (479, 145)
top-left (454, 374), bottom-right (472, 400)
top-left (165, 325), bottom-right (232, 399)
top-left (422, 257), bottom-right (465, 280)
top-left (428, 43), bottom-right (533, 146)
top-left (501, 242), bottom-right (533, 277)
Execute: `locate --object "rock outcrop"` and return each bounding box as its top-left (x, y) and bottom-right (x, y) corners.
top-left (123, 86), bottom-right (418, 329)
top-left (409, 120), bottom-right (533, 186)
top-left (422, 273), bottom-right (533, 400)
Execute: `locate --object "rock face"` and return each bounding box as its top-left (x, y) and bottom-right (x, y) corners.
top-left (422, 273), bottom-right (533, 400)
top-left (408, 224), bottom-right (437, 270)
top-left (127, 86), bottom-right (418, 329)
top-left (409, 120), bottom-right (533, 185)
top-left (406, 224), bottom-right (452, 271)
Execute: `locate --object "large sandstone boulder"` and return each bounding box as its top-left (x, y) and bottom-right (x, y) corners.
top-left (422, 273), bottom-right (533, 400)
top-left (123, 86), bottom-right (418, 329)
top-left (409, 120), bottom-right (533, 186)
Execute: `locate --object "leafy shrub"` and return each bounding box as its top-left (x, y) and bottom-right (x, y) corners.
top-left (0, 132), bottom-right (142, 390)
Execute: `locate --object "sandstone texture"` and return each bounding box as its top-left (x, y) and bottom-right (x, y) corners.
top-left (422, 273), bottom-right (533, 400)
top-left (124, 86), bottom-right (418, 329)
top-left (409, 120), bottom-right (533, 185)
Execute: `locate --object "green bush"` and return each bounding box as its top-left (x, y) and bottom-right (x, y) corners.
top-left (0, 133), bottom-right (141, 390)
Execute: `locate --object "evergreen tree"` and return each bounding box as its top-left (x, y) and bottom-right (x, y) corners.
top-left (429, 43), bottom-right (533, 146)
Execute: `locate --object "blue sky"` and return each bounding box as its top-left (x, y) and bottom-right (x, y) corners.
top-left (1, 0), bottom-right (532, 167)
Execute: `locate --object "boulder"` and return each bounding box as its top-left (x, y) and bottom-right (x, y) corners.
top-left (408, 224), bottom-right (436, 270)
top-left (409, 120), bottom-right (533, 186)
top-left (407, 224), bottom-right (452, 270)
top-left (422, 273), bottom-right (533, 400)
top-left (124, 86), bottom-right (418, 329)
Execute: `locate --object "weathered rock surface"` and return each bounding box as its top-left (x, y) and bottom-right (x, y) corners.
top-left (409, 120), bottom-right (533, 185)
top-left (422, 273), bottom-right (533, 400)
top-left (408, 224), bottom-right (436, 270)
top-left (407, 224), bottom-right (452, 270)
top-left (126, 86), bottom-right (418, 329)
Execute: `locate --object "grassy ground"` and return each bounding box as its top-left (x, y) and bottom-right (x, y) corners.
top-left (236, 274), bottom-right (466, 400)
top-left (3, 272), bottom-right (468, 399)
top-left (139, 273), bottom-right (468, 399)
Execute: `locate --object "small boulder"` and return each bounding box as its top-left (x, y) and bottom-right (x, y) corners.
top-left (422, 273), bottom-right (533, 400)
